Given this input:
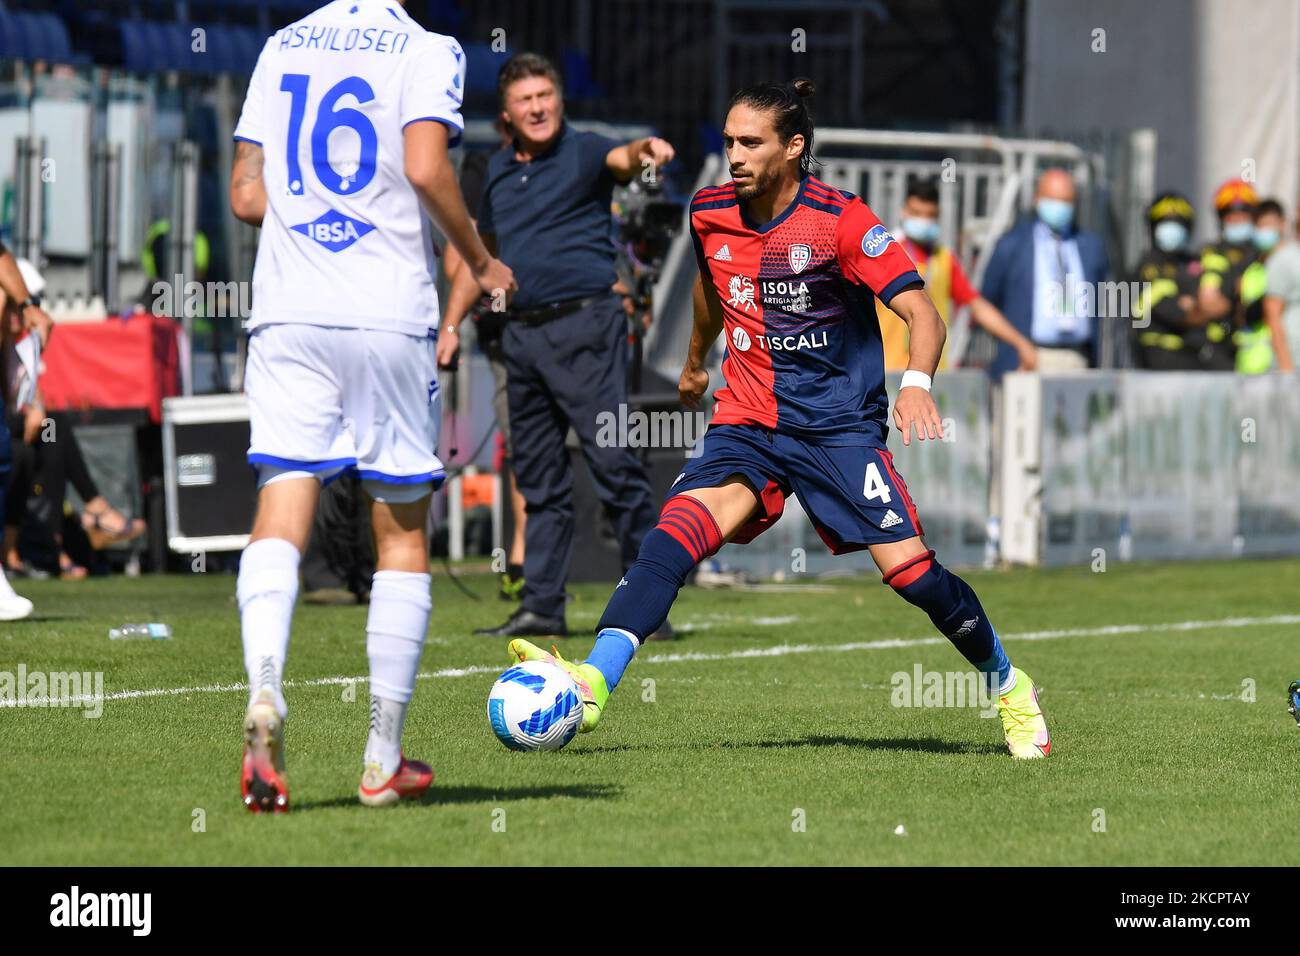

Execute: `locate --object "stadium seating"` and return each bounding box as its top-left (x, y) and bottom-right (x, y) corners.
top-left (0, 9), bottom-right (74, 62)
top-left (461, 40), bottom-right (511, 98)
top-left (561, 47), bottom-right (605, 102)
top-left (116, 19), bottom-right (261, 75)
top-left (425, 0), bottom-right (465, 33)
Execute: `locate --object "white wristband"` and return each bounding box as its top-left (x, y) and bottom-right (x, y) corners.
top-left (900, 370), bottom-right (932, 392)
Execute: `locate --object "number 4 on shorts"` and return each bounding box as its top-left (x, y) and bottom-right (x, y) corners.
top-left (863, 461), bottom-right (892, 503)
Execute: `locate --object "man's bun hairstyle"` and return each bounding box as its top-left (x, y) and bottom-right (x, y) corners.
top-left (728, 77), bottom-right (821, 175)
top-left (790, 77), bottom-right (816, 98)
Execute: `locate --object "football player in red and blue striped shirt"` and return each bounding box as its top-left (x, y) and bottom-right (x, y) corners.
top-left (508, 78), bottom-right (1052, 759)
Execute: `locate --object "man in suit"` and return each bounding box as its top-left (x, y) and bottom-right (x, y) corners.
top-left (981, 169), bottom-right (1109, 377)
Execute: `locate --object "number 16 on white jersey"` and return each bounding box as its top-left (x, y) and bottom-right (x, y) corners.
top-left (233, 0), bottom-right (467, 338)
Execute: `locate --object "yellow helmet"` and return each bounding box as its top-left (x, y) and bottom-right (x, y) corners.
top-left (1148, 191), bottom-right (1194, 225)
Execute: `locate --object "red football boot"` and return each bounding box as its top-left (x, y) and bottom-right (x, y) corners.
top-left (358, 754), bottom-right (434, 807)
top-left (241, 691), bottom-right (289, 814)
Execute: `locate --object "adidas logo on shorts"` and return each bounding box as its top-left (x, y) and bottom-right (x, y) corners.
top-left (881, 509), bottom-right (903, 529)
top-left (712, 244), bottom-right (733, 261)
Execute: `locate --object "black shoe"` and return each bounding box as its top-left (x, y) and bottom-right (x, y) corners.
top-left (646, 619), bottom-right (676, 641)
top-left (7, 560), bottom-right (52, 580)
top-left (473, 607), bottom-right (568, 638)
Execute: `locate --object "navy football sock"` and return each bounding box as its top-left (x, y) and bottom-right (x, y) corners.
top-left (883, 550), bottom-right (1012, 687)
top-left (589, 496), bottom-right (722, 688)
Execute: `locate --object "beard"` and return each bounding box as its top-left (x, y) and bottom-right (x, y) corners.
top-left (732, 165), bottom-right (780, 201)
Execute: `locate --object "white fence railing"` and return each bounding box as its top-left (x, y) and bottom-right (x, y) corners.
top-left (1001, 371), bottom-right (1300, 567)
top-left (699, 370), bottom-right (1300, 576)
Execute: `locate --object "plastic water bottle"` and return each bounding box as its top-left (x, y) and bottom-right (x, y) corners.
top-left (109, 623), bottom-right (173, 641)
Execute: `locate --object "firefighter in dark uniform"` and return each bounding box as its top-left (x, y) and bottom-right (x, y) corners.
top-left (1131, 192), bottom-right (1205, 370)
top-left (1196, 178), bottom-right (1259, 371)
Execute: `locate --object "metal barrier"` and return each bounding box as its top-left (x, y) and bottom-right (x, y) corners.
top-left (667, 369), bottom-right (1300, 577)
top-left (89, 141), bottom-right (123, 310)
top-left (11, 135), bottom-right (46, 264)
top-left (1000, 371), bottom-right (1300, 566)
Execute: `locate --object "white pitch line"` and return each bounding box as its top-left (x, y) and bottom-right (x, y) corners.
top-left (638, 613), bottom-right (1300, 663)
top-left (4, 613), bottom-right (1298, 710)
top-left (0, 664), bottom-right (503, 709)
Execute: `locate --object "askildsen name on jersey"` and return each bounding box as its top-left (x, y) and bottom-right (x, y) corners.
top-left (277, 24), bottom-right (412, 55)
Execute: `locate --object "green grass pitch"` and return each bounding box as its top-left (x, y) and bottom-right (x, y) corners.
top-left (4, 558), bottom-right (1299, 866)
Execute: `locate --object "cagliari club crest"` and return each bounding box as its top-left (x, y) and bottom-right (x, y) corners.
top-left (788, 242), bottom-right (812, 274)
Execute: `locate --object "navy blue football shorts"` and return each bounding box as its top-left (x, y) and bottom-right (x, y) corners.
top-left (667, 424), bottom-right (923, 554)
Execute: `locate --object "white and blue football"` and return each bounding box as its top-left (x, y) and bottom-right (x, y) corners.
top-left (487, 660), bottom-right (584, 751)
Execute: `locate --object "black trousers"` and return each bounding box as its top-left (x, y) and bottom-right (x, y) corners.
top-left (301, 471), bottom-right (374, 598)
top-left (502, 295), bottom-right (656, 619)
top-left (1201, 342), bottom-right (1237, 371)
top-left (7, 411), bottom-right (101, 536)
top-left (1136, 345), bottom-right (1203, 371)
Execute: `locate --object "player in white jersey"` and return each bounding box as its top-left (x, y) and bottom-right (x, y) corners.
top-left (229, 0), bottom-right (515, 812)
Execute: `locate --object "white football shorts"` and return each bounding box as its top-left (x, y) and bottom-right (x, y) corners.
top-left (245, 323), bottom-right (444, 503)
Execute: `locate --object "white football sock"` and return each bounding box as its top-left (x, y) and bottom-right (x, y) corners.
top-left (366, 695), bottom-right (409, 778)
top-left (364, 570), bottom-right (431, 775)
top-left (237, 537), bottom-right (300, 718)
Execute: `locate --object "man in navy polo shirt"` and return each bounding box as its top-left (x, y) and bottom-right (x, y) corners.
top-left (444, 52), bottom-right (676, 638)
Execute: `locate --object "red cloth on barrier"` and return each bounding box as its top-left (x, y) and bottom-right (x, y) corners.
top-left (38, 315), bottom-right (181, 423)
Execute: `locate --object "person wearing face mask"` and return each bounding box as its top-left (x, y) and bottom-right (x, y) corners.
top-left (981, 169), bottom-right (1109, 378)
top-left (1197, 178), bottom-right (1259, 371)
top-left (1131, 192), bottom-right (1206, 370)
top-left (1261, 201), bottom-right (1300, 373)
top-left (878, 179), bottom-right (1037, 372)
top-left (1234, 199), bottom-right (1285, 373)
